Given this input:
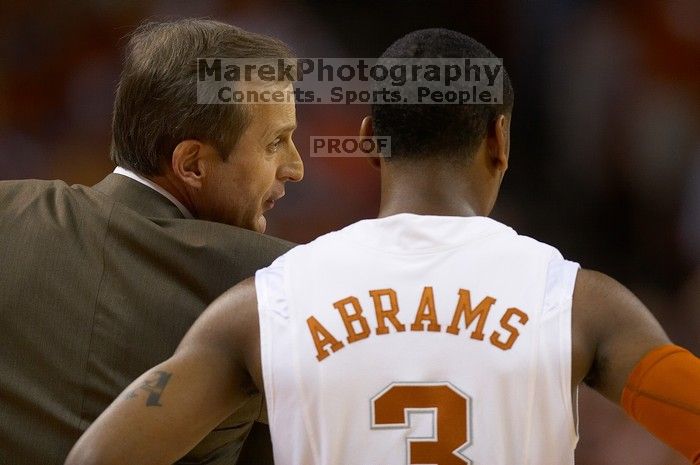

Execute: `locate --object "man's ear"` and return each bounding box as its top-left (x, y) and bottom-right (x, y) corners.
top-left (360, 115), bottom-right (381, 170)
top-left (489, 114), bottom-right (510, 173)
top-left (171, 140), bottom-right (209, 189)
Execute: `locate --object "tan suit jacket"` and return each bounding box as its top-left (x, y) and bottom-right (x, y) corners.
top-left (0, 174), bottom-right (291, 464)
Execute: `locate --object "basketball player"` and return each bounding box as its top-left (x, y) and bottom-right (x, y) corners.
top-left (65, 29), bottom-right (700, 465)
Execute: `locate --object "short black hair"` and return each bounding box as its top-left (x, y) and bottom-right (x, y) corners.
top-left (372, 28), bottom-right (514, 161)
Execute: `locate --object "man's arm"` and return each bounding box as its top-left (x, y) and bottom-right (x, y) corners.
top-left (572, 269), bottom-right (700, 462)
top-left (65, 278), bottom-right (261, 465)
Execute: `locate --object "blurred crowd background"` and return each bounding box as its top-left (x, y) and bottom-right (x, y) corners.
top-left (1, 0), bottom-right (698, 463)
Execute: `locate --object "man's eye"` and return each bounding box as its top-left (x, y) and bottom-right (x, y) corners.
top-left (269, 139), bottom-right (281, 151)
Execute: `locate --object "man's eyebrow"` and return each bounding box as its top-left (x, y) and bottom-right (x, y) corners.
top-left (270, 122), bottom-right (297, 136)
top-left (278, 122), bottom-right (297, 133)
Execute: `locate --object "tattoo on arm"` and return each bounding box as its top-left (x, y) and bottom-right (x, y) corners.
top-left (125, 371), bottom-right (172, 407)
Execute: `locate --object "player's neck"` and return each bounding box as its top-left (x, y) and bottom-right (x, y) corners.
top-left (378, 198), bottom-right (479, 218)
top-left (377, 162), bottom-right (486, 218)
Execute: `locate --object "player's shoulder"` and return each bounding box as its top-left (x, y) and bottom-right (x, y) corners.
top-left (512, 233), bottom-right (567, 264)
top-left (471, 217), bottom-right (567, 264)
top-left (280, 214), bottom-right (566, 260)
top-left (490, 220), bottom-right (559, 253)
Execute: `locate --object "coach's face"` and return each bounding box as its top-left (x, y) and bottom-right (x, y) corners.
top-left (197, 89), bottom-right (303, 232)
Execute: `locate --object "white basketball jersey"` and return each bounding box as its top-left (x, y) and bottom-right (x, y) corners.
top-left (256, 214), bottom-right (580, 465)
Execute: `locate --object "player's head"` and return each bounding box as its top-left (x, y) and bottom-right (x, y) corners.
top-left (111, 19), bottom-right (303, 232)
top-left (367, 28), bottom-right (514, 216)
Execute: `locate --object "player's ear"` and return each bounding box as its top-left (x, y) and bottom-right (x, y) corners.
top-left (489, 114), bottom-right (509, 173)
top-left (360, 116), bottom-right (381, 170)
top-left (171, 140), bottom-right (212, 189)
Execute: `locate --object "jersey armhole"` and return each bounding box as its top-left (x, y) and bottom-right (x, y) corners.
top-left (544, 255), bottom-right (581, 443)
top-left (255, 255), bottom-right (289, 427)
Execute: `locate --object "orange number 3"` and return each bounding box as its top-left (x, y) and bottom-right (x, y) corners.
top-left (371, 383), bottom-right (472, 465)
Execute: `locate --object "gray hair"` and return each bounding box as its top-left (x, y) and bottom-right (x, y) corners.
top-left (110, 19), bottom-right (294, 175)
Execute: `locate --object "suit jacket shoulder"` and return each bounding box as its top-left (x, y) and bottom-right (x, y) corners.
top-left (0, 176), bottom-right (293, 465)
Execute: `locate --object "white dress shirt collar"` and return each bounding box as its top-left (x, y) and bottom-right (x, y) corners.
top-left (113, 167), bottom-right (193, 219)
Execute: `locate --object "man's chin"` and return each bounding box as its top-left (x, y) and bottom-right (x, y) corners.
top-left (256, 215), bottom-right (267, 233)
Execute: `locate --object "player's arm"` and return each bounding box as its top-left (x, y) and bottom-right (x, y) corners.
top-left (65, 278), bottom-right (261, 465)
top-left (572, 269), bottom-right (700, 463)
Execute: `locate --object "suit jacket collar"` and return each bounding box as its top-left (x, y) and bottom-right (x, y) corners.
top-left (92, 174), bottom-right (186, 219)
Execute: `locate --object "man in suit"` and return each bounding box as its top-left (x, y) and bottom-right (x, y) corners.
top-left (0, 19), bottom-right (302, 465)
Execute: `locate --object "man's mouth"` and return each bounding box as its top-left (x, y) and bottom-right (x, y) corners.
top-left (263, 191), bottom-right (285, 211)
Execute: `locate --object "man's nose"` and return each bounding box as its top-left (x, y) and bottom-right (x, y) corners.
top-left (280, 144), bottom-right (304, 182)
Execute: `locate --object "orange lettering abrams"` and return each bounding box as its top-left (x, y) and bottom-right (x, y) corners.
top-left (334, 296), bottom-right (371, 343)
top-left (306, 316), bottom-right (344, 361)
top-left (410, 286), bottom-right (441, 332)
top-left (370, 289), bottom-right (406, 335)
top-left (445, 290), bottom-right (494, 340)
top-left (308, 287), bottom-right (530, 362)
